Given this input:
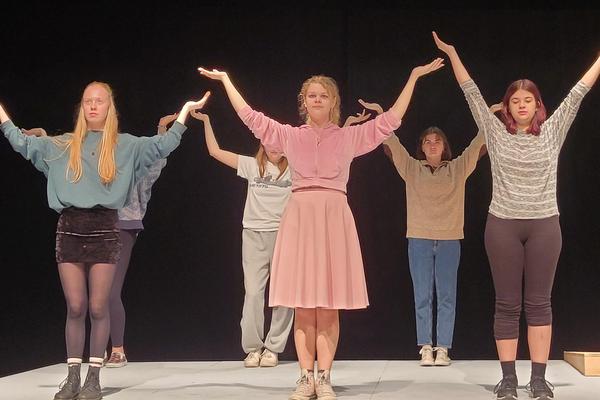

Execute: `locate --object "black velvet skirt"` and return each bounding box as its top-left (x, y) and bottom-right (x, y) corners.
top-left (55, 207), bottom-right (121, 264)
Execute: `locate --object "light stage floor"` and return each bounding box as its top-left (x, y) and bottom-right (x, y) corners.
top-left (1, 360), bottom-right (597, 399)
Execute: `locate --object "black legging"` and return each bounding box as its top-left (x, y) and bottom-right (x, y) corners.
top-left (108, 229), bottom-right (138, 348)
top-left (484, 214), bottom-right (561, 340)
top-left (58, 263), bottom-right (117, 358)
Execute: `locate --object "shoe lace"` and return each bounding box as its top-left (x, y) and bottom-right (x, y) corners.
top-left (526, 377), bottom-right (555, 393)
top-left (419, 347), bottom-right (432, 355)
top-left (433, 347), bottom-right (448, 359)
top-left (316, 372), bottom-right (330, 386)
top-left (493, 376), bottom-right (517, 394)
top-left (58, 377), bottom-right (68, 390)
top-left (296, 373), bottom-right (311, 385)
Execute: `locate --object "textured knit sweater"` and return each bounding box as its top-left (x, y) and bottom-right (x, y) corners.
top-left (460, 79), bottom-right (589, 219)
top-left (1, 120), bottom-right (186, 213)
top-left (384, 132), bottom-right (485, 239)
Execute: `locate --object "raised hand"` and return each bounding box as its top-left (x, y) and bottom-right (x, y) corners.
top-left (157, 113), bottom-right (179, 135)
top-left (22, 128), bottom-right (47, 137)
top-left (432, 31), bottom-right (455, 55)
top-left (489, 102), bottom-right (503, 114)
top-left (411, 57), bottom-right (445, 79)
top-left (190, 109), bottom-right (209, 123)
top-left (183, 91), bottom-right (211, 112)
top-left (158, 113), bottom-right (179, 128)
top-left (343, 109), bottom-right (371, 127)
top-left (176, 91), bottom-right (211, 125)
top-left (198, 67), bottom-right (229, 81)
top-left (358, 99), bottom-right (384, 115)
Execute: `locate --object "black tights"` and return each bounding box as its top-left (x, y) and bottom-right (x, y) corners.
top-left (58, 263), bottom-right (117, 358)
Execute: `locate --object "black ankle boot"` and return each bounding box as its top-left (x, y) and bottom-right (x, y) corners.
top-left (53, 364), bottom-right (81, 400)
top-left (78, 366), bottom-right (102, 400)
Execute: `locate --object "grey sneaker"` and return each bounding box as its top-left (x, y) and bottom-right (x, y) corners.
top-left (315, 370), bottom-right (336, 399)
top-left (419, 345), bottom-right (434, 366)
top-left (525, 377), bottom-right (554, 399)
top-left (104, 351), bottom-right (127, 368)
top-left (259, 348), bottom-right (279, 367)
top-left (244, 350), bottom-right (262, 368)
top-left (433, 347), bottom-right (451, 366)
top-left (289, 369), bottom-right (316, 400)
top-left (493, 374), bottom-right (518, 400)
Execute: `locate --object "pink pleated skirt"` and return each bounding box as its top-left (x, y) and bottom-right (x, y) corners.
top-left (268, 188), bottom-right (369, 310)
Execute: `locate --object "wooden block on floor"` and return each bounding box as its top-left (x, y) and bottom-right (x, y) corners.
top-left (564, 351), bottom-right (600, 376)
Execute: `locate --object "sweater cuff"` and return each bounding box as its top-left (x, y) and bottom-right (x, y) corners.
top-left (1, 120), bottom-right (17, 134)
top-left (169, 121), bottom-right (187, 135)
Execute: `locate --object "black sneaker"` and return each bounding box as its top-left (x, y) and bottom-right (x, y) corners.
top-left (493, 374), bottom-right (518, 399)
top-left (525, 377), bottom-right (554, 399)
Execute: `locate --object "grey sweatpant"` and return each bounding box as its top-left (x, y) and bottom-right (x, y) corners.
top-left (241, 229), bottom-right (294, 354)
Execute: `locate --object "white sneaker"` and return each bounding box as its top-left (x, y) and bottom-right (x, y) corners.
top-left (289, 369), bottom-right (316, 400)
top-left (419, 345), bottom-right (434, 366)
top-left (243, 350), bottom-right (262, 368)
top-left (316, 369), bottom-right (336, 399)
top-left (433, 347), bottom-right (451, 366)
top-left (259, 348), bottom-right (279, 367)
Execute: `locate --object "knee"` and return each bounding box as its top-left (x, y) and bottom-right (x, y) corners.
top-left (66, 299), bottom-right (87, 320)
top-left (524, 301), bottom-right (552, 326)
top-left (495, 299), bottom-right (521, 320)
top-left (88, 300), bottom-right (108, 321)
top-left (316, 309), bottom-right (339, 331)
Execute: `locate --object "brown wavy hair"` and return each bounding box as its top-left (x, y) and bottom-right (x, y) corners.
top-left (415, 126), bottom-right (452, 161)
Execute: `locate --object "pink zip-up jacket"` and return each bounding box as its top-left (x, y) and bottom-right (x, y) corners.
top-left (238, 105), bottom-right (402, 193)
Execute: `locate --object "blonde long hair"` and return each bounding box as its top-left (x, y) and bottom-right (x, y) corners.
top-left (59, 82), bottom-right (119, 184)
top-left (297, 75), bottom-right (341, 126)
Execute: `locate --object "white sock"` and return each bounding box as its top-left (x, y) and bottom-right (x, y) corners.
top-left (89, 357), bottom-right (104, 368)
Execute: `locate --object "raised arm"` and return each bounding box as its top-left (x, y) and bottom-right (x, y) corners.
top-left (388, 57), bottom-right (445, 121)
top-left (157, 113), bottom-right (179, 134)
top-left (190, 110), bottom-right (239, 169)
top-left (198, 68), bottom-right (249, 112)
top-left (22, 128), bottom-right (48, 137)
top-left (342, 59), bottom-right (443, 158)
top-left (175, 91), bottom-right (211, 125)
top-left (0, 103), bottom-right (10, 123)
top-left (342, 109), bottom-right (371, 127)
top-left (0, 103), bottom-right (52, 174)
top-left (580, 52), bottom-right (600, 88)
top-left (432, 31), bottom-right (472, 85)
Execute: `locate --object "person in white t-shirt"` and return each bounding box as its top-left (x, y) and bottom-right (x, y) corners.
top-left (191, 110), bottom-right (294, 368)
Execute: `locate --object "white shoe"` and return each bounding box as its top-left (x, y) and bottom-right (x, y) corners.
top-left (259, 348), bottom-right (279, 367)
top-left (433, 347), bottom-right (451, 366)
top-left (419, 345), bottom-right (434, 366)
top-left (289, 369), bottom-right (316, 400)
top-left (243, 350), bottom-right (262, 368)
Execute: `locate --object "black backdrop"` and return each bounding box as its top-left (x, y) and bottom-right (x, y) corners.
top-left (1, 3), bottom-right (599, 378)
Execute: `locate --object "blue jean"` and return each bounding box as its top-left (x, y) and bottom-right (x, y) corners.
top-left (408, 238), bottom-right (461, 348)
